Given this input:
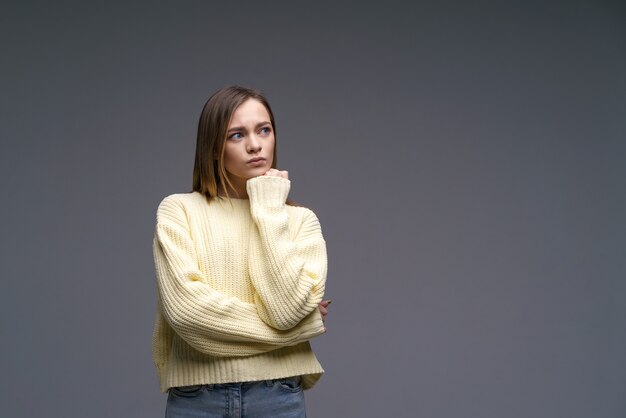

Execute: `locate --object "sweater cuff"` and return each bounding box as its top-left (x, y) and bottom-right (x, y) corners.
top-left (247, 176), bottom-right (291, 207)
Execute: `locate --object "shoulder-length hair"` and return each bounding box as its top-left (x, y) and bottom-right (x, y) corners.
top-left (192, 85), bottom-right (279, 201)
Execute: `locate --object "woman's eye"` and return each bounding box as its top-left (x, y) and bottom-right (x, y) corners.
top-left (228, 132), bottom-right (243, 140)
top-left (259, 127), bottom-right (271, 135)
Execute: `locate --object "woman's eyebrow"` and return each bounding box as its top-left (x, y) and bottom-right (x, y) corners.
top-left (227, 121), bottom-right (271, 132)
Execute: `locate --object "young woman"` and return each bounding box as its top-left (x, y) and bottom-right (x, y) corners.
top-left (152, 85), bottom-right (331, 417)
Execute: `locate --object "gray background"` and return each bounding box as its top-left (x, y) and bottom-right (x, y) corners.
top-left (1, 1), bottom-right (625, 417)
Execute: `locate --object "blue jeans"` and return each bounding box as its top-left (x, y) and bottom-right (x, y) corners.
top-left (165, 376), bottom-right (306, 418)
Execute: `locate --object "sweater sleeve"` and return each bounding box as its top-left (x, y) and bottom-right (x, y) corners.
top-left (153, 194), bottom-right (326, 357)
top-left (246, 176), bottom-right (327, 330)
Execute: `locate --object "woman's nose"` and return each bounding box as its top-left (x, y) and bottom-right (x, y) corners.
top-left (246, 135), bottom-right (262, 152)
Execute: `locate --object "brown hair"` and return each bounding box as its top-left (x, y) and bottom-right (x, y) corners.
top-left (192, 85), bottom-right (279, 201)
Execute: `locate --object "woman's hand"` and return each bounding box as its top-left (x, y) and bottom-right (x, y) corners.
top-left (319, 300), bottom-right (332, 323)
top-left (264, 168), bottom-right (289, 179)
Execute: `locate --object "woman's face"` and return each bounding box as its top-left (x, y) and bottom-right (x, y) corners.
top-left (222, 98), bottom-right (275, 194)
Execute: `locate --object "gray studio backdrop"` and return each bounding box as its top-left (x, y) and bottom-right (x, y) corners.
top-left (1, 1), bottom-right (625, 417)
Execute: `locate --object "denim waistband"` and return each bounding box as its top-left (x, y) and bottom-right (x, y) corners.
top-left (173, 375), bottom-right (301, 391)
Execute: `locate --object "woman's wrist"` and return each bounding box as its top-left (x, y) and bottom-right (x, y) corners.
top-left (247, 175), bottom-right (291, 207)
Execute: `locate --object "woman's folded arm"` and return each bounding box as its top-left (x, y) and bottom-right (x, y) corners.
top-left (247, 176), bottom-right (327, 330)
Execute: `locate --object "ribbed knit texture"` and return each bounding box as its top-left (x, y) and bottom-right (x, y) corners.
top-left (152, 176), bottom-right (327, 393)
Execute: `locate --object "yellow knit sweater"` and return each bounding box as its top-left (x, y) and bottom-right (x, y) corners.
top-left (152, 176), bottom-right (327, 392)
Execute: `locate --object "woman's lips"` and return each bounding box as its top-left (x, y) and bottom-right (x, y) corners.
top-left (247, 158), bottom-right (266, 166)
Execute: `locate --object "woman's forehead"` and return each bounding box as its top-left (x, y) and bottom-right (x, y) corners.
top-left (229, 99), bottom-right (270, 127)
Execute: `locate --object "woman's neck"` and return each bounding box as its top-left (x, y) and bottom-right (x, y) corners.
top-left (217, 185), bottom-right (248, 199)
